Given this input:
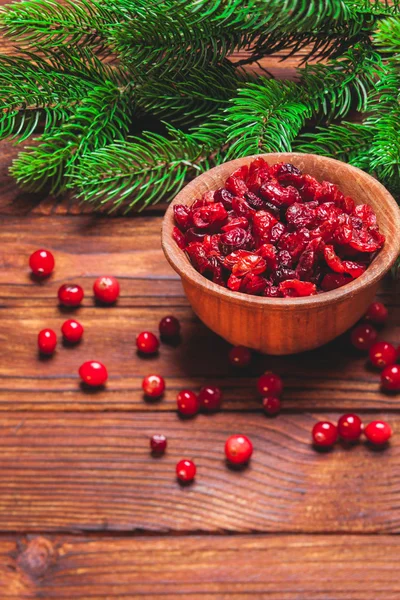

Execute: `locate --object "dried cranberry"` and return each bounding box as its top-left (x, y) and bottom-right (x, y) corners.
top-left (245, 191), bottom-right (265, 210)
top-left (231, 197), bottom-right (255, 219)
top-left (173, 227), bottom-right (186, 249)
top-left (321, 273), bottom-right (352, 291)
top-left (232, 253), bottom-right (266, 277)
top-left (253, 210), bottom-right (278, 244)
top-left (300, 174), bottom-right (320, 202)
top-left (247, 172), bottom-right (263, 194)
top-left (192, 202), bottom-right (227, 229)
top-left (277, 250), bottom-right (293, 268)
top-left (231, 165), bottom-right (249, 180)
top-left (286, 202), bottom-right (316, 229)
top-left (264, 285), bottom-right (281, 297)
top-left (272, 163), bottom-right (304, 188)
top-left (278, 229), bottom-right (310, 260)
top-left (249, 156), bottom-right (269, 175)
top-left (186, 242), bottom-right (211, 273)
top-left (278, 279), bottom-right (317, 297)
top-left (269, 222), bottom-right (286, 243)
top-left (257, 244), bottom-right (277, 270)
top-left (274, 267), bottom-right (297, 284)
top-left (227, 273), bottom-right (242, 291)
top-left (225, 175), bottom-right (248, 196)
top-left (349, 228), bottom-right (385, 253)
top-left (240, 273), bottom-right (267, 295)
top-left (203, 234), bottom-right (221, 257)
top-left (354, 204), bottom-right (377, 228)
top-left (315, 181), bottom-right (343, 205)
top-left (220, 227), bottom-right (253, 255)
top-left (221, 217), bottom-right (248, 232)
top-left (185, 228), bottom-right (207, 244)
top-left (260, 182), bottom-right (301, 207)
top-left (174, 204), bottom-right (191, 230)
top-left (214, 187), bottom-right (234, 210)
top-left (295, 239), bottom-right (321, 281)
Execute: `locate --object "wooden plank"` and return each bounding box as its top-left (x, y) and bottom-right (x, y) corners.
top-left (0, 411), bottom-right (398, 533)
top-left (1, 533), bottom-right (400, 599)
top-left (0, 214), bottom-right (398, 411)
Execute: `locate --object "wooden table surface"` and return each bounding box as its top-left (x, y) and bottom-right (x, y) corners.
top-left (1, 35), bottom-right (400, 598)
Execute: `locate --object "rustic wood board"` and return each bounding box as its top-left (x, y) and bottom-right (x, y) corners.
top-left (1, 534), bottom-right (400, 599)
top-left (1, 17), bottom-right (400, 599)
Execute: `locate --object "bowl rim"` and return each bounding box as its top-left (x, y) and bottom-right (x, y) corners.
top-left (162, 152), bottom-right (400, 311)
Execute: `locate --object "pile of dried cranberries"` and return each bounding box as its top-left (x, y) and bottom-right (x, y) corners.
top-left (173, 159), bottom-right (385, 297)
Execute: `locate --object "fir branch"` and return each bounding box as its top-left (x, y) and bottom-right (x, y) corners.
top-left (70, 126), bottom-right (212, 212)
top-left (0, 0), bottom-right (115, 50)
top-left (136, 61), bottom-right (252, 126)
top-left (373, 16), bottom-right (400, 54)
top-left (10, 81), bottom-right (134, 193)
top-left (294, 122), bottom-right (372, 170)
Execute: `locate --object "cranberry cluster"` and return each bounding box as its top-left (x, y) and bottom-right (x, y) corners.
top-left (312, 415), bottom-right (392, 448)
top-left (350, 301), bottom-right (400, 392)
top-left (173, 159), bottom-right (385, 297)
top-left (31, 249), bottom-right (118, 386)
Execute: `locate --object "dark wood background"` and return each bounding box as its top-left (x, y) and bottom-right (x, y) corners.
top-left (1, 13), bottom-right (400, 598)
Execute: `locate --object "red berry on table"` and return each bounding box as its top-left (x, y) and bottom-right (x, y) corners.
top-left (29, 249), bottom-right (55, 277)
top-left (198, 386), bottom-right (223, 412)
top-left (312, 421), bottom-right (338, 447)
top-left (350, 324), bottom-right (377, 351)
top-left (176, 459), bottom-right (196, 482)
top-left (229, 346), bottom-right (252, 368)
top-left (364, 301), bottom-right (388, 325)
top-left (61, 319), bottom-right (84, 343)
top-left (136, 331), bottom-right (159, 355)
top-left (142, 374), bottom-right (165, 398)
top-left (177, 390), bottom-right (199, 416)
top-left (93, 276), bottom-right (120, 304)
top-left (364, 420), bottom-right (392, 445)
top-left (58, 283), bottom-right (84, 307)
top-left (150, 434), bottom-right (167, 454)
top-left (262, 396), bottom-right (281, 416)
top-left (225, 434), bottom-right (253, 465)
top-left (159, 315), bottom-right (181, 338)
top-left (79, 361), bottom-right (108, 387)
top-left (381, 364), bottom-right (400, 391)
top-left (337, 414), bottom-right (363, 442)
top-left (257, 372), bottom-right (283, 397)
top-left (38, 329), bottom-right (57, 354)
top-left (369, 341), bottom-right (397, 369)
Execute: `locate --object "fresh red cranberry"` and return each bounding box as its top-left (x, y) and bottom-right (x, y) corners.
top-left (337, 414), bottom-right (363, 441)
top-left (262, 396), bottom-right (281, 415)
top-left (257, 372), bottom-right (283, 397)
top-left (150, 434), bottom-right (167, 454)
top-left (364, 301), bottom-right (388, 325)
top-left (79, 361), bottom-right (108, 386)
top-left (381, 364), bottom-right (400, 391)
top-left (176, 459), bottom-right (196, 482)
top-left (93, 276), bottom-right (120, 304)
top-left (369, 341), bottom-right (397, 369)
top-left (225, 434), bottom-right (253, 465)
top-left (61, 319), bottom-right (84, 343)
top-left (58, 283), bottom-right (84, 307)
top-left (364, 420), bottom-right (392, 445)
top-left (142, 374), bottom-right (165, 398)
top-left (38, 329), bottom-right (57, 354)
top-left (159, 315), bottom-right (181, 338)
top-left (136, 331), bottom-right (159, 354)
top-left (29, 249), bottom-right (55, 277)
top-left (177, 390), bottom-right (199, 416)
top-left (312, 421), bottom-right (338, 447)
top-left (350, 324), bottom-right (377, 351)
top-left (198, 386), bottom-right (223, 412)
top-left (229, 346), bottom-right (252, 368)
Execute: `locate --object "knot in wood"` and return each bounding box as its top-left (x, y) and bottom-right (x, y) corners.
top-left (17, 537), bottom-right (55, 579)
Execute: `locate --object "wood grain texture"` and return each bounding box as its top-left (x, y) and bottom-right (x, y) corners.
top-left (1, 533), bottom-right (400, 599)
top-left (163, 153), bottom-right (400, 354)
top-left (0, 411), bottom-right (399, 533)
top-left (0, 215), bottom-right (398, 411)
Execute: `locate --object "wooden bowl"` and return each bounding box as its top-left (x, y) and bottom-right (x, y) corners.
top-left (162, 153), bottom-right (400, 355)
